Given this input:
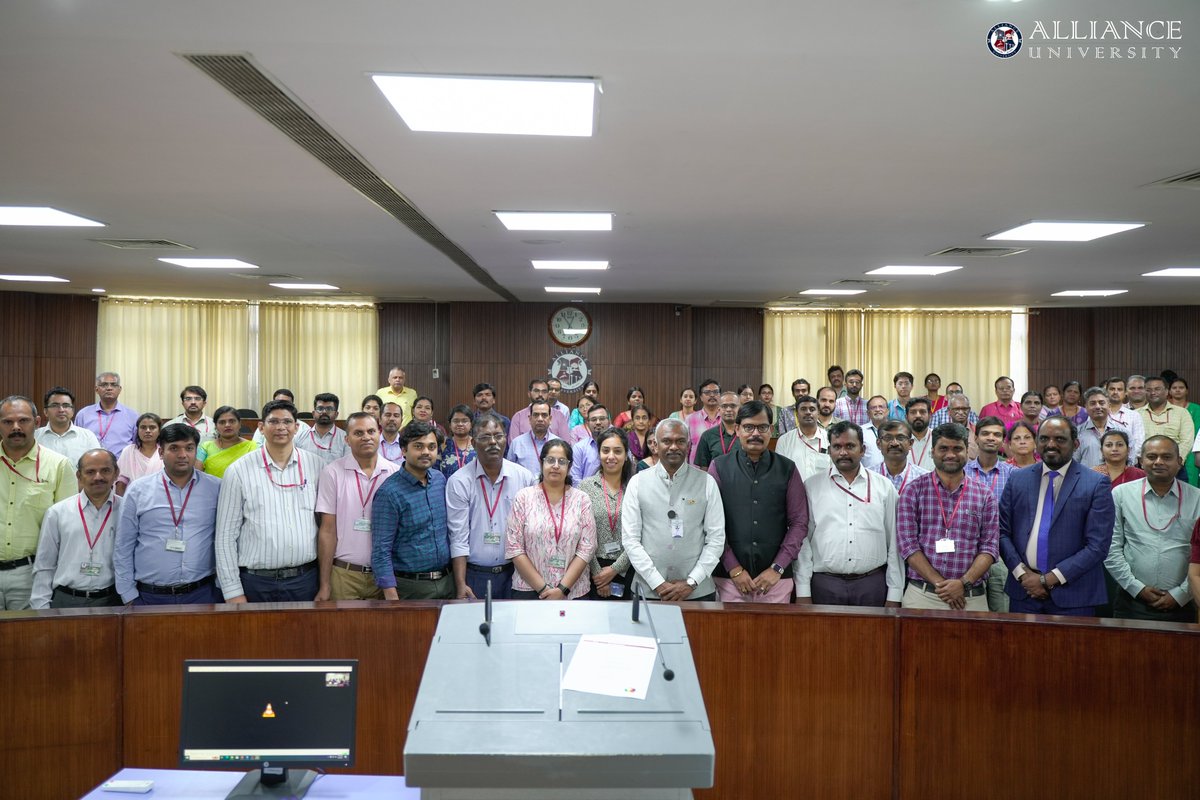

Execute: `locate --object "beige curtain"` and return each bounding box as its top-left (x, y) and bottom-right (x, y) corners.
top-left (257, 301), bottom-right (378, 414)
top-left (97, 297), bottom-right (251, 417)
top-left (763, 311), bottom-right (862, 393)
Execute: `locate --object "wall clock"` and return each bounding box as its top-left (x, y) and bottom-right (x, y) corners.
top-left (548, 305), bottom-right (592, 347)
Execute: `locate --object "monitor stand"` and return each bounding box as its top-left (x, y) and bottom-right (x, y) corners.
top-left (226, 768), bottom-right (318, 799)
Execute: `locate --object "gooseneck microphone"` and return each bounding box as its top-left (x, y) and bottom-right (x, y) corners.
top-left (478, 578), bottom-right (493, 647)
top-left (633, 585), bottom-right (675, 681)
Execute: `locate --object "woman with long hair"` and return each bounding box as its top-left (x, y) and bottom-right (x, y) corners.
top-left (1092, 429), bottom-right (1145, 488)
top-left (612, 386), bottom-right (645, 429)
top-left (116, 412), bottom-right (163, 495)
top-left (579, 428), bottom-right (635, 600)
top-left (637, 428), bottom-right (660, 472)
top-left (626, 406), bottom-right (654, 462)
top-left (196, 406), bottom-right (259, 478)
top-left (669, 386), bottom-right (697, 421)
top-left (440, 404), bottom-right (477, 478)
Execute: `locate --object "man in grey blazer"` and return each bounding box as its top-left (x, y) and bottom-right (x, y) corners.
top-left (622, 418), bottom-right (726, 601)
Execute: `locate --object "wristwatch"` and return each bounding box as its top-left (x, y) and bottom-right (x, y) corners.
top-left (685, 577), bottom-right (698, 588)
top-left (771, 563), bottom-right (785, 575)
top-left (557, 582), bottom-right (570, 595)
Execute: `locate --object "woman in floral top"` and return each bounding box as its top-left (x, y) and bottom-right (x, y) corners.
top-left (505, 439), bottom-right (596, 599)
top-left (439, 404), bottom-right (476, 478)
top-left (578, 428), bottom-right (634, 600)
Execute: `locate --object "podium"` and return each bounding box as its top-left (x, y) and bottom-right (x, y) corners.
top-left (403, 600), bottom-right (715, 800)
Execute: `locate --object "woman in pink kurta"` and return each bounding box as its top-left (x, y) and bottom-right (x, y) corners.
top-left (505, 439), bottom-right (596, 600)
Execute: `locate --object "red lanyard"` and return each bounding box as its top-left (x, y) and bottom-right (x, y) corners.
top-left (1141, 479), bottom-right (1183, 531)
top-left (96, 409), bottom-right (117, 441)
top-left (541, 484), bottom-right (567, 543)
top-left (162, 475), bottom-right (196, 530)
top-left (261, 448), bottom-right (305, 488)
top-left (912, 436), bottom-right (930, 465)
top-left (451, 441), bottom-right (472, 468)
top-left (934, 479), bottom-right (967, 532)
top-left (832, 471), bottom-right (871, 503)
top-left (308, 429), bottom-right (333, 450)
top-left (77, 495), bottom-right (114, 552)
top-left (356, 469), bottom-right (384, 515)
top-left (478, 475), bottom-right (506, 525)
top-left (602, 481), bottom-right (624, 534)
top-left (719, 426), bottom-right (736, 454)
top-left (879, 463), bottom-right (911, 494)
top-left (800, 434), bottom-right (822, 453)
top-left (1, 446), bottom-right (41, 483)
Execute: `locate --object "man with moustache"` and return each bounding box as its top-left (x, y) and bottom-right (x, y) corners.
top-left (1075, 388), bottom-right (1133, 468)
top-left (815, 387), bottom-right (841, 430)
top-left (694, 392), bottom-right (741, 470)
top-left (897, 423), bottom-right (998, 611)
top-left (980, 376), bottom-right (1022, 431)
top-left (775, 395), bottom-right (831, 480)
top-left (1139, 376), bottom-right (1194, 456)
top-left (999, 416), bottom-right (1115, 616)
top-left (930, 383), bottom-right (978, 428)
top-left (833, 369), bottom-right (870, 426)
top-left (1125, 374), bottom-right (1148, 411)
top-left (378, 402), bottom-right (404, 463)
top-left (171, 385), bottom-right (215, 442)
top-left (75, 372), bottom-right (139, 456)
top-left (116, 423), bottom-right (223, 604)
top-left (905, 397), bottom-right (936, 471)
top-left (687, 379), bottom-right (723, 464)
top-left (945, 393), bottom-right (978, 460)
top-left (779, 378), bottom-right (812, 434)
top-left (827, 365), bottom-right (847, 398)
top-left (471, 383), bottom-right (510, 436)
top-left (508, 400), bottom-right (555, 475)
top-left (295, 393), bottom-right (348, 466)
top-left (965, 416), bottom-right (1016, 612)
top-left (1105, 436), bottom-right (1200, 623)
top-left (797, 421), bottom-right (902, 607)
top-left (31, 449), bottom-right (123, 608)
top-left (35, 387), bottom-right (102, 464)
top-left (876, 419), bottom-right (928, 496)
top-left (545, 378), bottom-right (571, 420)
top-left (1104, 377), bottom-right (1145, 458)
top-left (862, 395), bottom-right (889, 469)
top-left (315, 412), bottom-right (401, 601)
top-left (0, 396), bottom-right (75, 609)
top-left (509, 378), bottom-right (571, 440)
top-left (570, 404), bottom-right (610, 482)
top-left (448, 413), bottom-right (536, 600)
top-left (251, 389), bottom-right (312, 445)
top-left (372, 421), bottom-right (453, 600)
top-left (708, 401), bottom-right (807, 603)
top-left (376, 367), bottom-right (418, 427)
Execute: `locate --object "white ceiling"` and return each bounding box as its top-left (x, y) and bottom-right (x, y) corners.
top-left (0, 0), bottom-right (1197, 307)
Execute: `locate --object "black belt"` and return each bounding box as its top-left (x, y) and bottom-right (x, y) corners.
top-left (908, 578), bottom-right (986, 598)
top-left (137, 574), bottom-right (216, 595)
top-left (818, 565), bottom-right (886, 581)
top-left (466, 562), bottom-right (512, 574)
top-left (333, 558), bottom-right (373, 574)
top-left (240, 561), bottom-right (318, 580)
top-left (395, 567), bottom-right (450, 581)
top-left (54, 584), bottom-right (117, 599)
top-left (0, 555), bottom-right (34, 571)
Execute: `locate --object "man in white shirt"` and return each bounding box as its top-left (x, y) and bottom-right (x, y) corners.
top-left (775, 395), bottom-right (832, 480)
top-left (906, 397), bottom-right (935, 470)
top-left (170, 385), bottom-right (215, 442)
top-left (34, 386), bottom-right (101, 464)
top-left (876, 419), bottom-right (930, 494)
top-left (861, 395), bottom-right (889, 470)
top-left (378, 402), bottom-right (404, 464)
top-left (295, 393), bottom-right (348, 466)
top-left (1104, 377), bottom-right (1145, 461)
top-left (252, 389), bottom-right (311, 445)
top-left (31, 449), bottom-right (123, 608)
top-left (796, 421), bottom-right (901, 607)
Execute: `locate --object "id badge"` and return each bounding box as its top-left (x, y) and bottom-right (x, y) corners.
top-left (80, 562), bottom-right (101, 577)
top-left (609, 582), bottom-right (626, 598)
top-left (601, 541), bottom-right (621, 557)
top-left (548, 555), bottom-right (567, 570)
top-left (483, 529), bottom-right (502, 546)
top-left (934, 537), bottom-right (956, 554)
top-left (165, 538), bottom-right (186, 553)
top-left (670, 519), bottom-right (684, 539)
top-left (353, 518), bottom-right (372, 532)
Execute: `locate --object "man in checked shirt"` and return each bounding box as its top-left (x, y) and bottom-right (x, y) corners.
top-left (897, 422), bottom-right (999, 611)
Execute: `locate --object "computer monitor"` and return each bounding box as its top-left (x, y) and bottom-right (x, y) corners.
top-left (179, 659), bottom-right (358, 800)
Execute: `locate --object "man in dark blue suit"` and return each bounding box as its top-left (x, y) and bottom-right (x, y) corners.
top-left (999, 416), bottom-right (1115, 616)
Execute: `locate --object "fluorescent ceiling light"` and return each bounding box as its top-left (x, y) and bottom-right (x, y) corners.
top-left (270, 283), bottom-right (340, 290)
top-left (532, 260), bottom-right (609, 270)
top-left (1051, 290), bottom-right (1128, 297)
top-left (0, 206), bottom-right (104, 226)
top-left (1142, 267), bottom-right (1200, 277)
top-left (799, 289), bottom-right (866, 296)
top-left (987, 221), bottom-right (1144, 242)
top-left (866, 266), bottom-right (962, 276)
top-left (158, 258), bottom-right (260, 270)
top-left (496, 212), bottom-right (612, 231)
top-left (545, 286), bottom-right (601, 294)
top-left (372, 74), bottom-right (596, 136)
top-left (92, 288), bottom-right (106, 293)
top-left (0, 274), bottom-right (69, 282)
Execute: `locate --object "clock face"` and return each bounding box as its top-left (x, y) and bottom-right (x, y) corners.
top-left (549, 306), bottom-right (592, 347)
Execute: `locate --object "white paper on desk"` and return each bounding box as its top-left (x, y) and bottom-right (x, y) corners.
top-left (561, 633), bottom-right (658, 700)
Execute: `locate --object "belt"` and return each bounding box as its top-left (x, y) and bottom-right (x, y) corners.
top-left (240, 561), bottom-right (318, 580)
top-left (333, 558), bottom-right (373, 574)
top-left (818, 565), bottom-right (885, 581)
top-left (54, 584), bottom-right (117, 599)
top-left (394, 567), bottom-right (450, 581)
top-left (137, 574), bottom-right (216, 595)
top-left (0, 555), bottom-right (34, 571)
top-left (908, 578), bottom-right (986, 598)
top-left (466, 562), bottom-right (512, 574)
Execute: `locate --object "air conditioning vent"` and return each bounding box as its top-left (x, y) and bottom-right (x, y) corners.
top-left (833, 279), bottom-right (890, 287)
top-left (230, 273), bottom-right (301, 280)
top-left (91, 238), bottom-right (193, 250)
top-left (1147, 168), bottom-right (1200, 189)
top-left (929, 246), bottom-right (1028, 257)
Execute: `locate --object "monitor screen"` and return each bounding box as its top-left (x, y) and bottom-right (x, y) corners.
top-left (180, 660), bottom-right (358, 769)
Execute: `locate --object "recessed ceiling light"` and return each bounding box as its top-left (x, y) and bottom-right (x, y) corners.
top-left (1050, 290), bottom-right (1128, 297)
top-left (92, 288), bottom-right (106, 293)
top-left (545, 286), bottom-right (601, 294)
top-left (799, 289), bottom-right (866, 296)
top-left (158, 258), bottom-right (260, 270)
top-left (0, 206), bottom-right (104, 226)
top-left (0, 274), bottom-right (69, 282)
top-left (866, 266), bottom-right (962, 276)
top-left (1142, 267), bottom-right (1200, 277)
top-left (987, 221), bottom-right (1144, 242)
top-left (496, 212), bottom-right (612, 231)
top-left (270, 283), bottom-right (340, 290)
top-left (372, 74), bottom-right (596, 136)
top-left (532, 260), bottom-right (609, 271)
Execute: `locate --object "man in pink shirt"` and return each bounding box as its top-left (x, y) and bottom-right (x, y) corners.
top-left (980, 376), bottom-right (1022, 430)
top-left (687, 378), bottom-right (722, 464)
top-left (314, 412), bottom-right (401, 600)
top-left (508, 377), bottom-right (570, 440)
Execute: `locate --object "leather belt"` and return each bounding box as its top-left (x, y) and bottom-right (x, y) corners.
top-left (466, 562), bottom-right (512, 574)
top-left (0, 555), bottom-right (34, 571)
top-left (394, 567), bottom-right (449, 581)
top-left (333, 558), bottom-right (373, 574)
top-left (908, 578), bottom-right (986, 598)
top-left (240, 561), bottom-right (318, 580)
top-left (137, 574), bottom-right (216, 595)
top-left (55, 584), bottom-right (117, 599)
top-left (819, 565), bottom-right (886, 581)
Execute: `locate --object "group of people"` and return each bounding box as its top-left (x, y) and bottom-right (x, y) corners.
top-left (3, 363), bottom-right (1198, 626)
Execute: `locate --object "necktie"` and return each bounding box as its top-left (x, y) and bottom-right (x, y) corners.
top-left (1036, 471), bottom-right (1058, 571)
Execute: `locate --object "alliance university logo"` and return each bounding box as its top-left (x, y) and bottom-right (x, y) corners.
top-left (987, 23), bottom-right (1023, 58)
top-left (548, 349), bottom-right (592, 393)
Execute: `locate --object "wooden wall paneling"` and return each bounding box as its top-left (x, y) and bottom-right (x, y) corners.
top-left (1, 292), bottom-right (98, 402)
top-left (898, 615), bottom-right (1200, 799)
top-left (690, 307), bottom-right (764, 397)
top-left (0, 612), bottom-right (122, 800)
top-left (121, 604), bottom-right (439, 775)
top-left (377, 303), bottom-right (452, 419)
top-left (683, 606), bottom-right (896, 799)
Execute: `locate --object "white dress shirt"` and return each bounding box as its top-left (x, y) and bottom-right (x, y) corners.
top-left (908, 432), bottom-right (936, 471)
top-left (861, 423), bottom-right (884, 470)
top-left (1108, 406), bottom-right (1145, 461)
top-left (774, 427), bottom-right (831, 480)
top-left (31, 491), bottom-right (122, 608)
top-left (170, 413), bottom-right (216, 442)
top-left (34, 424), bottom-right (102, 466)
top-left (294, 425), bottom-right (348, 466)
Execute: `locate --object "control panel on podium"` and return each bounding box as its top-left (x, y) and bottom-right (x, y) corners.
top-left (404, 591), bottom-right (714, 800)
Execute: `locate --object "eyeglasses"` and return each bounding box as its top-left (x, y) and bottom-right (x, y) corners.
top-left (878, 435), bottom-right (910, 443)
top-left (739, 423), bottom-right (772, 435)
top-left (97, 382), bottom-right (120, 389)
top-left (542, 456), bottom-right (570, 467)
top-left (264, 418), bottom-right (297, 427)
top-left (182, 396), bottom-right (204, 403)
top-left (45, 403), bottom-right (74, 410)
top-left (475, 434), bottom-right (506, 444)
top-left (314, 406), bottom-right (337, 414)
top-left (700, 389), bottom-right (721, 396)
